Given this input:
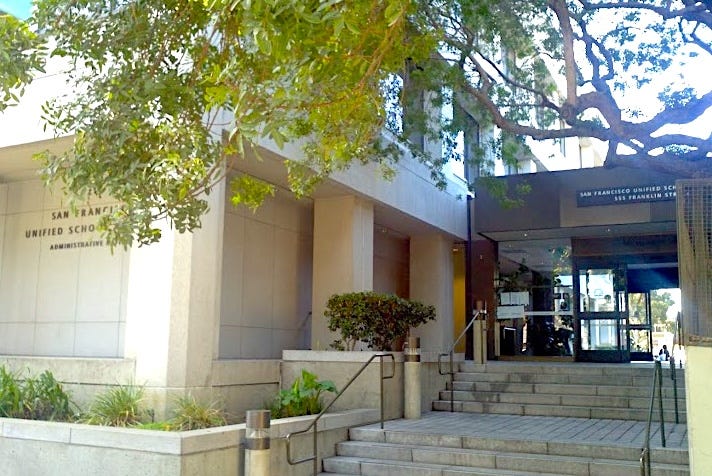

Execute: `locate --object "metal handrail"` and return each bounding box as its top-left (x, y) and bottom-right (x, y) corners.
top-left (669, 310), bottom-right (682, 424)
top-left (438, 309), bottom-right (485, 412)
top-left (640, 360), bottom-right (667, 476)
top-left (285, 353), bottom-right (395, 475)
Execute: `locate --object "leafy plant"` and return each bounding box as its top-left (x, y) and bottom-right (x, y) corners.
top-left (80, 384), bottom-right (145, 427)
top-left (0, 366), bottom-right (75, 421)
top-left (0, 366), bottom-right (24, 418)
top-left (270, 370), bottom-right (337, 419)
top-left (22, 370), bottom-right (74, 421)
top-left (325, 292), bottom-right (436, 351)
top-left (169, 395), bottom-right (227, 431)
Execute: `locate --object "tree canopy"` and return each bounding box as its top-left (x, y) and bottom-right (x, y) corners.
top-left (1, 0), bottom-right (711, 247)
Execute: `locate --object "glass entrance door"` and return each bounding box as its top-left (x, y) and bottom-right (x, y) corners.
top-left (575, 266), bottom-right (630, 362)
top-left (628, 292), bottom-right (654, 361)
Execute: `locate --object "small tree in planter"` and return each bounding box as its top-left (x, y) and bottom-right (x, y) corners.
top-left (324, 292), bottom-right (436, 351)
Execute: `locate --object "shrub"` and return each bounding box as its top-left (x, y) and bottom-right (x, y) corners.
top-left (80, 384), bottom-right (145, 427)
top-left (0, 366), bottom-right (23, 418)
top-left (270, 369), bottom-right (337, 418)
top-left (325, 291), bottom-right (436, 351)
top-left (170, 395), bottom-right (227, 430)
top-left (0, 366), bottom-right (75, 421)
top-left (22, 370), bottom-right (75, 421)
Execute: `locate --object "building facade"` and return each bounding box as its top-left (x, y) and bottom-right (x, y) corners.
top-left (472, 167), bottom-right (681, 363)
top-left (0, 55), bottom-right (474, 417)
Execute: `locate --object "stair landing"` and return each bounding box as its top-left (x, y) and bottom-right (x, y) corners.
top-left (368, 411), bottom-right (687, 450)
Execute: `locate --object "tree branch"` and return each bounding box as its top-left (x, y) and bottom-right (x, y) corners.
top-left (581, 0), bottom-right (712, 28)
top-left (548, 0), bottom-right (579, 106)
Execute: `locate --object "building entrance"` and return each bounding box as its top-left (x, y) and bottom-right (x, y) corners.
top-left (628, 290), bottom-right (654, 361)
top-left (574, 265), bottom-right (630, 362)
top-left (491, 237), bottom-right (679, 363)
top-left (569, 235), bottom-right (680, 363)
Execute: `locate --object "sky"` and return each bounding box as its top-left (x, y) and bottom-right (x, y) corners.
top-left (0, 0), bottom-right (31, 19)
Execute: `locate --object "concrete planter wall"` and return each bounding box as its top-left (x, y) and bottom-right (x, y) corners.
top-left (0, 409), bottom-right (377, 476)
top-left (0, 357), bottom-right (283, 422)
top-left (282, 350), bottom-right (458, 416)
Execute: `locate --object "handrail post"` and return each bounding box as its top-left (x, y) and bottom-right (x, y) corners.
top-left (670, 357), bottom-right (679, 424)
top-left (380, 354), bottom-right (385, 429)
top-left (449, 350), bottom-right (454, 412)
top-left (657, 360), bottom-right (666, 447)
top-left (404, 336), bottom-right (422, 419)
top-left (244, 410), bottom-right (271, 476)
top-left (312, 425), bottom-right (318, 476)
top-left (641, 360), bottom-right (660, 476)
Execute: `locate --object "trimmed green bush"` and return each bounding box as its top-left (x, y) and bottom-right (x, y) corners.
top-left (325, 291), bottom-right (435, 351)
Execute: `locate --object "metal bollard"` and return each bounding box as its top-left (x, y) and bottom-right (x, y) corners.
top-left (404, 336), bottom-right (422, 419)
top-left (244, 410), bottom-right (270, 476)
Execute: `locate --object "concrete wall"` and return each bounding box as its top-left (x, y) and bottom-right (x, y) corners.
top-left (373, 228), bottom-right (409, 297)
top-left (684, 343), bottom-right (712, 473)
top-left (219, 189), bottom-right (313, 359)
top-left (282, 350), bottom-right (455, 416)
top-left (0, 409), bottom-right (377, 476)
top-left (0, 180), bottom-right (129, 358)
top-left (0, 356), bottom-right (135, 410)
top-left (282, 351), bottom-right (404, 419)
top-left (0, 356), bottom-right (281, 422)
top-left (210, 359), bottom-right (280, 421)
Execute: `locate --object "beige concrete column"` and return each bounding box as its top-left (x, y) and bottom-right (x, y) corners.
top-left (685, 346), bottom-right (712, 474)
top-left (311, 196), bottom-right (374, 349)
top-left (124, 178), bottom-right (226, 416)
top-left (409, 234), bottom-right (454, 353)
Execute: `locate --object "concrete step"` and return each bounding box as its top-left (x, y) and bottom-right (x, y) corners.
top-left (320, 456), bottom-right (690, 476)
top-left (453, 371), bottom-right (685, 388)
top-left (441, 389), bottom-right (686, 411)
top-left (454, 381), bottom-right (685, 399)
top-left (432, 398), bottom-right (686, 422)
top-left (456, 380), bottom-right (685, 400)
top-left (440, 362), bottom-right (686, 423)
top-left (322, 455), bottom-right (572, 475)
top-left (321, 436), bottom-right (688, 475)
top-left (347, 426), bottom-right (688, 466)
top-left (459, 362), bottom-right (685, 379)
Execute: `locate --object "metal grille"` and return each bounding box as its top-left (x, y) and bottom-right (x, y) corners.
top-left (677, 179), bottom-right (712, 346)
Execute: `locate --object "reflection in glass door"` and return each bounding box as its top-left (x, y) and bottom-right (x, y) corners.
top-left (576, 266), bottom-right (630, 362)
top-left (628, 292), bottom-right (653, 360)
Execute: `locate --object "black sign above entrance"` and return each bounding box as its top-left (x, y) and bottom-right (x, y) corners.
top-left (577, 183), bottom-right (676, 207)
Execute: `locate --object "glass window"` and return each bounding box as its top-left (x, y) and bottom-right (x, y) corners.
top-left (630, 328), bottom-right (651, 353)
top-left (579, 269), bottom-right (615, 312)
top-left (497, 239), bottom-right (572, 356)
top-left (629, 292), bottom-right (650, 325)
top-left (581, 319), bottom-right (619, 350)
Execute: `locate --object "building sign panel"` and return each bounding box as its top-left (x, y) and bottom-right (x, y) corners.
top-left (577, 183), bottom-right (676, 207)
top-left (23, 205), bottom-right (118, 251)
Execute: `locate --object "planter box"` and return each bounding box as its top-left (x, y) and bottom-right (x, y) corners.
top-left (0, 409), bottom-right (377, 476)
top-left (282, 350), bottom-right (459, 417)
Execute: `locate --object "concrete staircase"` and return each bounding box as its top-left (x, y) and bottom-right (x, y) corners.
top-left (319, 361), bottom-right (688, 475)
top-left (433, 361), bottom-right (686, 423)
top-left (319, 414), bottom-right (689, 475)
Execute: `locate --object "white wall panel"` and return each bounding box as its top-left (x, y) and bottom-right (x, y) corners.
top-left (0, 179), bottom-right (128, 357)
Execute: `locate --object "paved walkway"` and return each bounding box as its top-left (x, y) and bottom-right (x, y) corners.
top-left (371, 411), bottom-right (688, 450)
